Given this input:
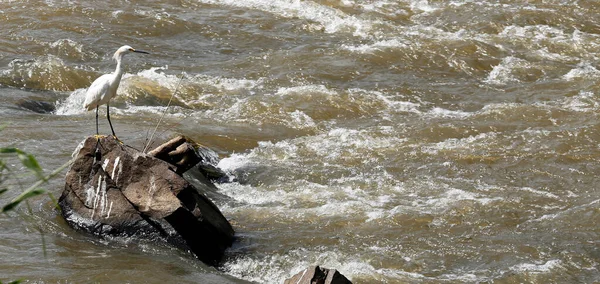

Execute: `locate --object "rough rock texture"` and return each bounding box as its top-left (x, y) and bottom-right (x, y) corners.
top-left (59, 135), bottom-right (234, 266)
top-left (284, 266), bottom-right (352, 284)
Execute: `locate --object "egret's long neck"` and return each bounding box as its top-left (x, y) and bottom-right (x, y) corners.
top-left (114, 55), bottom-right (124, 78)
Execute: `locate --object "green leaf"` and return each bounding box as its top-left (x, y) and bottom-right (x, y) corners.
top-left (0, 148), bottom-right (44, 179)
top-left (17, 152), bottom-right (44, 179)
top-left (46, 192), bottom-right (61, 212)
top-left (0, 147), bottom-right (21, 154)
top-left (2, 188), bottom-right (46, 213)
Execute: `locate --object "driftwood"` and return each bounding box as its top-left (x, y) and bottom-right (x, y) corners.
top-left (147, 136), bottom-right (200, 174)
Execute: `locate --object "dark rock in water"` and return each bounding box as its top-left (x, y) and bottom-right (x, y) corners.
top-left (59, 135), bottom-right (234, 266)
top-left (195, 144), bottom-right (231, 183)
top-left (284, 266), bottom-right (352, 284)
top-left (15, 98), bottom-right (56, 113)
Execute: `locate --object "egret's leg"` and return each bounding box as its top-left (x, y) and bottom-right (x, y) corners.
top-left (106, 103), bottom-right (117, 138)
top-left (95, 106), bottom-right (99, 135)
top-left (94, 105), bottom-right (102, 151)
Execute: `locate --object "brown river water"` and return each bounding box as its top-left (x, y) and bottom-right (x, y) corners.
top-left (1, 1), bottom-right (600, 283)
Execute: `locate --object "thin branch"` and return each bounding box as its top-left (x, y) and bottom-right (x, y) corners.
top-left (143, 70), bottom-right (186, 153)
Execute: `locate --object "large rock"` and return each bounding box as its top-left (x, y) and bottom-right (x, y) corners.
top-left (284, 266), bottom-right (352, 284)
top-left (59, 135), bottom-right (234, 266)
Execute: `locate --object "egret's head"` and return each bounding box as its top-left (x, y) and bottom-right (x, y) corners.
top-left (113, 45), bottom-right (149, 61)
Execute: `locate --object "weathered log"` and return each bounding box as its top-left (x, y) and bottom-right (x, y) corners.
top-left (147, 136), bottom-right (230, 182)
top-left (59, 135), bottom-right (234, 266)
top-left (147, 135), bottom-right (201, 174)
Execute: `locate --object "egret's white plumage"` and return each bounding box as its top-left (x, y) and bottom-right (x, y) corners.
top-left (83, 45), bottom-right (149, 137)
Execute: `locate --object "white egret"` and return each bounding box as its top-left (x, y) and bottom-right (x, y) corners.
top-left (83, 45), bottom-right (149, 138)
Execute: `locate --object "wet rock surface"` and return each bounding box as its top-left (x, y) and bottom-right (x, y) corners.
top-left (284, 266), bottom-right (352, 284)
top-left (16, 98), bottom-right (56, 113)
top-left (59, 135), bottom-right (234, 266)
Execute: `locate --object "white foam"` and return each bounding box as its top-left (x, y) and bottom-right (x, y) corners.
top-left (422, 132), bottom-right (497, 154)
top-left (274, 84), bottom-right (337, 97)
top-left (274, 85), bottom-right (420, 116)
top-left (222, 254), bottom-right (291, 283)
top-left (426, 107), bottom-right (472, 119)
top-left (492, 25), bottom-right (600, 62)
top-left (207, 83), bottom-right (416, 129)
top-left (349, 88), bottom-right (421, 114)
top-left (134, 9), bottom-right (175, 24)
top-left (412, 188), bottom-right (501, 212)
top-left (217, 183), bottom-right (289, 206)
top-left (135, 67), bottom-right (263, 92)
top-left (287, 110), bottom-right (317, 129)
top-left (563, 62), bottom-right (600, 80)
top-left (111, 10), bottom-right (123, 18)
top-left (410, 0), bottom-right (439, 13)
top-left (525, 199), bottom-right (600, 224)
top-left (218, 153), bottom-right (253, 173)
top-left (1, 55), bottom-right (78, 91)
top-left (355, 1), bottom-right (408, 17)
top-left (342, 38), bottom-right (408, 53)
top-left (555, 90), bottom-right (598, 112)
top-left (219, 127), bottom-right (407, 174)
top-left (484, 56), bottom-right (529, 85)
top-left (510, 259), bottom-right (562, 273)
top-left (47, 39), bottom-right (89, 59)
top-left (119, 105), bottom-right (187, 117)
top-left (222, 248), bottom-right (381, 283)
top-left (374, 268), bottom-right (426, 281)
top-left (132, 67), bottom-right (180, 89)
top-left (516, 186), bottom-right (560, 200)
top-left (533, 47), bottom-right (576, 62)
top-left (194, 0), bottom-right (380, 37)
top-left (55, 88), bottom-right (88, 115)
top-left (499, 25), bottom-right (566, 41)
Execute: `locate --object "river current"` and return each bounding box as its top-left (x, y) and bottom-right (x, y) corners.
top-left (1, 1), bottom-right (600, 283)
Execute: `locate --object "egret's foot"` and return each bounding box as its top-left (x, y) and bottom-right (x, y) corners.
top-left (112, 135), bottom-right (124, 144)
top-left (93, 134), bottom-right (107, 140)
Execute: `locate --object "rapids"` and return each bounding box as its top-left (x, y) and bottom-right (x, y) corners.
top-left (1, 1), bottom-right (600, 283)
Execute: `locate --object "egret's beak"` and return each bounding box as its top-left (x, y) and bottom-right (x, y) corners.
top-left (133, 49), bottom-right (149, 54)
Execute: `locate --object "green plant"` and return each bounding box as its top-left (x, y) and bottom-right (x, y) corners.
top-left (0, 134), bottom-right (72, 213)
top-left (0, 146), bottom-right (48, 213)
top-left (0, 126), bottom-right (72, 284)
top-left (0, 280), bottom-right (23, 284)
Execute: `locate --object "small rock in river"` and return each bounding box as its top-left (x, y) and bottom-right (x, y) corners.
top-left (284, 265), bottom-right (352, 284)
top-left (16, 98), bottom-right (56, 113)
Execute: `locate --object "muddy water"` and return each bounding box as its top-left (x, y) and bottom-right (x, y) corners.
top-left (1, 1), bottom-right (600, 283)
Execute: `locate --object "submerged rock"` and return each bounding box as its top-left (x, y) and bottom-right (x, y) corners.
top-left (195, 144), bottom-right (231, 183)
top-left (16, 98), bottom-right (56, 113)
top-left (284, 266), bottom-right (352, 284)
top-left (59, 135), bottom-right (234, 266)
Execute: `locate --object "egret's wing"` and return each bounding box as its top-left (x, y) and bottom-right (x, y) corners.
top-left (83, 74), bottom-right (112, 111)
